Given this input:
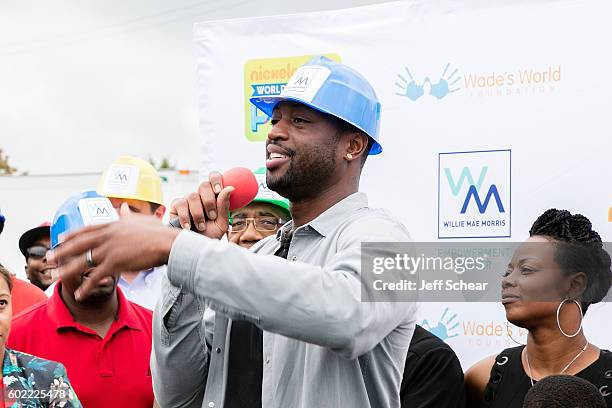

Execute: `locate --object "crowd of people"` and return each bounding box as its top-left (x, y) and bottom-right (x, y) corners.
top-left (1, 57), bottom-right (611, 408)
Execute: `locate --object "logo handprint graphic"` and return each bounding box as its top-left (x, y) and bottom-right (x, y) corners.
top-left (395, 67), bottom-right (425, 101)
top-left (428, 63), bottom-right (461, 99)
top-left (421, 307), bottom-right (460, 341)
top-left (395, 64), bottom-right (461, 101)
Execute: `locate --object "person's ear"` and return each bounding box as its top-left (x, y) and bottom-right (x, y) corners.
top-left (154, 205), bottom-right (166, 220)
top-left (119, 202), bottom-right (133, 218)
top-left (566, 272), bottom-right (588, 300)
top-left (344, 132), bottom-right (368, 162)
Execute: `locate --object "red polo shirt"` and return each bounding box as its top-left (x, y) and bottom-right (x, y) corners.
top-left (10, 276), bottom-right (47, 317)
top-left (8, 283), bottom-right (154, 408)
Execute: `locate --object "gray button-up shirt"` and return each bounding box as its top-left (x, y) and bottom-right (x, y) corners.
top-left (151, 192), bottom-right (416, 408)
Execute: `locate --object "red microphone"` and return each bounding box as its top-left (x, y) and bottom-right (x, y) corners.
top-left (223, 167), bottom-right (259, 211)
top-left (168, 167), bottom-right (259, 229)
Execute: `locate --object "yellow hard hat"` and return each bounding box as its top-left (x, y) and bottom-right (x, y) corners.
top-left (97, 156), bottom-right (164, 205)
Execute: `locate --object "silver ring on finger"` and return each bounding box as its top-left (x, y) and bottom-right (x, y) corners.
top-left (85, 249), bottom-right (97, 268)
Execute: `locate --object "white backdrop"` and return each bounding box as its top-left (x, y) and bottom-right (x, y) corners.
top-left (194, 0), bottom-right (612, 368)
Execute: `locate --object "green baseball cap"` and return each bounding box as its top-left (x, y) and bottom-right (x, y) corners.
top-left (230, 168), bottom-right (290, 218)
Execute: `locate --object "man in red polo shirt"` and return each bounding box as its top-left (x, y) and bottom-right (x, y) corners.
top-left (8, 191), bottom-right (154, 408)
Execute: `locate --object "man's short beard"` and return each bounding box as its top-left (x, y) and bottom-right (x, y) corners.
top-left (267, 140), bottom-right (338, 202)
top-left (78, 286), bottom-right (116, 306)
top-left (73, 275), bottom-right (117, 305)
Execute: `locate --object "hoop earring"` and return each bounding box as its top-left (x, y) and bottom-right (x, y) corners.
top-left (556, 298), bottom-right (583, 338)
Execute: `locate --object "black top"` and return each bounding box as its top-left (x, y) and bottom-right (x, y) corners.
top-left (224, 232), bottom-right (292, 408)
top-left (224, 320), bottom-right (264, 408)
top-left (481, 346), bottom-right (612, 408)
top-left (401, 324), bottom-right (466, 408)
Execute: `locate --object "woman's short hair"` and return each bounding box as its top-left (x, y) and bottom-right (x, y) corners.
top-left (529, 209), bottom-right (612, 313)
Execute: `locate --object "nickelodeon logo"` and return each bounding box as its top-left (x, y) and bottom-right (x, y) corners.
top-left (243, 54), bottom-right (340, 142)
top-left (249, 64), bottom-right (299, 82)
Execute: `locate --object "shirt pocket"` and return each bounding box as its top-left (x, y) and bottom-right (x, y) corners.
top-left (159, 285), bottom-right (181, 346)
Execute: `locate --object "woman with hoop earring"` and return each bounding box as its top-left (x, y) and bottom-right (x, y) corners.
top-left (465, 209), bottom-right (612, 407)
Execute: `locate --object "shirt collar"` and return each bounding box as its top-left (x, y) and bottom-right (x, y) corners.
top-left (278, 192), bottom-right (368, 238)
top-left (3, 349), bottom-right (20, 376)
top-left (141, 268), bottom-right (155, 277)
top-left (47, 282), bottom-right (142, 331)
top-left (115, 286), bottom-right (143, 331)
top-left (46, 283), bottom-right (78, 329)
top-left (118, 268), bottom-right (154, 288)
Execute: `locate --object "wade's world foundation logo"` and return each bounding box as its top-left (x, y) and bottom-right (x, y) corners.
top-left (395, 63), bottom-right (562, 101)
top-left (438, 149), bottom-right (511, 239)
top-left (421, 306), bottom-right (528, 347)
top-left (422, 307), bottom-right (460, 341)
top-left (395, 63), bottom-right (461, 101)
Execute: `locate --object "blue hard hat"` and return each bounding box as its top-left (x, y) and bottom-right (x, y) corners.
top-left (51, 191), bottom-right (118, 248)
top-left (250, 56), bottom-right (382, 155)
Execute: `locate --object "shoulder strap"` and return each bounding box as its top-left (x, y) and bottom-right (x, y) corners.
top-left (481, 347), bottom-right (523, 407)
top-left (592, 350), bottom-right (612, 403)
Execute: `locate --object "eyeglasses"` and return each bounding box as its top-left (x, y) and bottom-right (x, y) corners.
top-left (26, 245), bottom-right (50, 260)
top-left (229, 217), bottom-right (283, 233)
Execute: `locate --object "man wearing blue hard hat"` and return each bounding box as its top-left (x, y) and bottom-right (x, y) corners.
top-left (9, 191), bottom-right (156, 408)
top-left (49, 57), bottom-right (415, 408)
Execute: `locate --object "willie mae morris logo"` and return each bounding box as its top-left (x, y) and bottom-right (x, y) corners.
top-left (438, 149), bottom-right (511, 239)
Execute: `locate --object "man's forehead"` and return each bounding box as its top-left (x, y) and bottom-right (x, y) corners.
top-left (272, 101), bottom-right (316, 114)
top-left (108, 197), bottom-right (148, 207)
top-left (232, 202), bottom-right (285, 218)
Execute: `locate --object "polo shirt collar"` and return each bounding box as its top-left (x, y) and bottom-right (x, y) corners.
top-left (115, 286), bottom-right (143, 331)
top-left (47, 282), bottom-right (142, 331)
top-left (278, 192), bottom-right (368, 238)
top-left (47, 282), bottom-right (78, 329)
